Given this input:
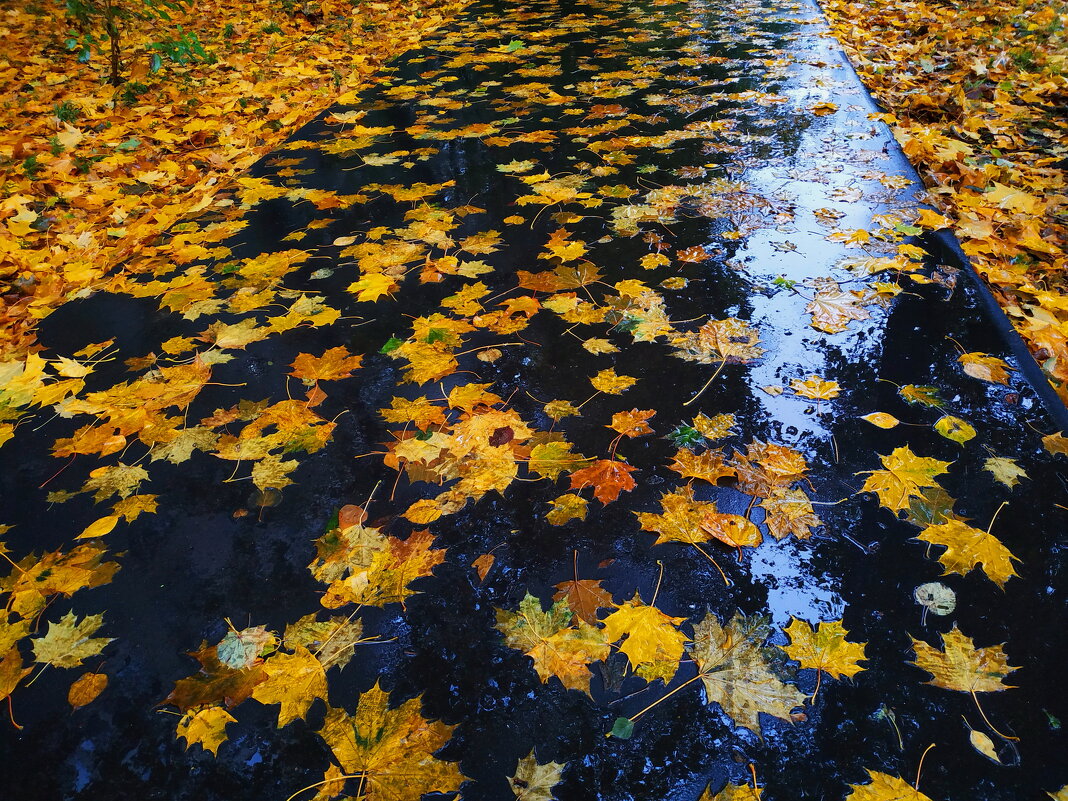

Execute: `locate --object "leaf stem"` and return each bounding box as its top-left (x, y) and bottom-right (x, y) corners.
top-left (971, 687), bottom-right (1019, 741)
top-left (914, 742), bottom-right (935, 791)
top-left (682, 356), bottom-right (727, 407)
top-left (283, 773), bottom-right (364, 801)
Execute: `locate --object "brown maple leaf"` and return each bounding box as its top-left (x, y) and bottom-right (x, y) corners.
top-left (569, 459), bottom-right (637, 504)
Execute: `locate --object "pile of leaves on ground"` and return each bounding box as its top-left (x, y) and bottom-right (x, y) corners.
top-left (0, 0), bottom-right (467, 359)
top-left (820, 0), bottom-right (1068, 401)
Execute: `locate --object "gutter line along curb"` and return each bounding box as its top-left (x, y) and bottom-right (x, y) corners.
top-left (807, 0), bottom-right (1068, 431)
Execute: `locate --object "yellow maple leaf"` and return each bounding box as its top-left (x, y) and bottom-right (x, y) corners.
top-left (789, 376), bottom-right (840, 400)
top-left (669, 449), bottom-right (737, 485)
top-left (783, 618), bottom-right (867, 680)
top-left (495, 594), bottom-right (609, 694)
top-left (602, 595), bottom-right (687, 683)
top-left (509, 751), bottom-right (566, 801)
top-left (290, 347), bottom-right (363, 383)
top-left (910, 625), bottom-right (1017, 692)
top-left (546, 493), bottom-right (588, 526)
top-left (318, 682), bottom-right (466, 801)
top-left (806, 283), bottom-right (869, 334)
top-left (688, 611), bottom-right (805, 734)
top-left (608, 408), bottom-right (655, 438)
top-left (758, 488), bottom-right (822, 540)
top-left (590, 368), bottom-right (637, 394)
top-left (347, 273), bottom-right (399, 302)
top-left (845, 770), bottom-right (934, 801)
top-left (31, 611), bottom-right (113, 668)
top-left (983, 457), bottom-right (1027, 489)
top-left (915, 519), bottom-right (1019, 588)
top-left (692, 413), bottom-right (735, 441)
top-left (251, 646), bottom-right (328, 727)
top-left (859, 447), bottom-right (951, 513)
top-left (176, 706), bottom-right (237, 756)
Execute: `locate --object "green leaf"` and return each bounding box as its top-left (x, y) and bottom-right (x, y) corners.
top-left (668, 425), bottom-right (703, 448)
top-left (610, 717), bottom-right (634, 739)
top-left (424, 328), bottom-right (448, 344)
top-left (379, 336), bottom-right (403, 354)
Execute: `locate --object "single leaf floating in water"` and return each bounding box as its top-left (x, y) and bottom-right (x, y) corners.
top-left (217, 625), bottom-right (276, 670)
top-left (495, 593), bottom-right (609, 695)
top-left (317, 682), bottom-right (466, 801)
top-left (552, 578), bottom-right (614, 625)
top-left (983, 456), bottom-right (1027, 488)
top-left (969, 729), bottom-right (1002, 763)
top-left (569, 459), bottom-right (637, 504)
top-left (759, 488), bottom-right (823, 540)
top-left (32, 612), bottom-right (113, 669)
top-left (782, 617), bottom-right (867, 680)
top-left (692, 412), bottom-right (736, 440)
top-left (250, 645), bottom-right (329, 727)
top-left (508, 751), bottom-right (566, 801)
top-left (934, 415), bottom-right (977, 444)
top-left (700, 509), bottom-right (763, 550)
top-left (289, 346), bottom-right (363, 383)
top-left (1042, 431), bottom-right (1068, 455)
top-left (789, 376), bottom-right (840, 400)
top-left (860, 412), bottom-right (901, 429)
top-left (608, 408), bottom-right (656, 438)
top-left (805, 282), bottom-right (869, 334)
top-left (958, 352), bottom-right (1012, 385)
top-left (176, 706), bottom-right (236, 756)
top-left (0, 647), bottom-right (32, 706)
top-left (845, 770), bottom-right (935, 800)
top-left (899, 384), bottom-right (944, 407)
top-left (589, 368), bottom-right (638, 394)
top-left (601, 594), bottom-right (688, 684)
top-left (910, 625), bottom-right (1018, 692)
top-left (913, 582), bottom-right (956, 616)
top-left (859, 446), bottom-right (952, 513)
top-left (687, 611), bottom-right (804, 734)
top-left (283, 614), bottom-right (363, 672)
top-left (472, 553), bottom-right (495, 581)
top-left (700, 783), bottom-right (763, 801)
top-left (915, 519), bottom-right (1020, 588)
top-left (68, 671), bottom-right (107, 710)
top-left (546, 493), bottom-right (588, 525)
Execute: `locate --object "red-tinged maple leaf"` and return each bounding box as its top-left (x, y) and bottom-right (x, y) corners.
top-left (569, 459), bottom-right (637, 504)
top-left (608, 409), bottom-right (655, 438)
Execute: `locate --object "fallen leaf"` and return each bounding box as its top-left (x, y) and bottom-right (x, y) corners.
top-left (319, 682), bottom-right (466, 800)
top-left (845, 770), bottom-right (934, 800)
top-left (509, 751), bottom-right (566, 801)
top-left (602, 595), bottom-right (688, 683)
top-left (32, 612), bottom-right (113, 668)
top-left (783, 618), bottom-right (867, 680)
top-left (915, 519), bottom-right (1019, 588)
top-left (860, 446), bottom-right (951, 513)
top-left (176, 706), bottom-right (236, 756)
top-left (495, 594), bottom-right (609, 694)
top-left (68, 671), bottom-right (108, 709)
top-left (910, 625), bottom-right (1017, 692)
top-left (688, 611), bottom-right (804, 734)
